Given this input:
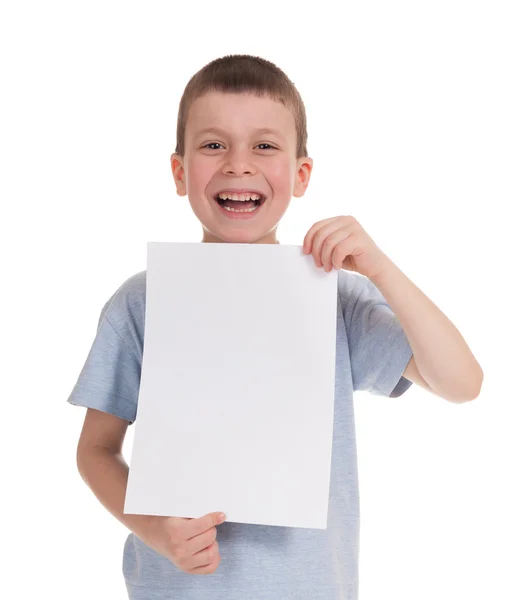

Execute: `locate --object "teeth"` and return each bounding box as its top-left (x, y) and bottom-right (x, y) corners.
top-left (222, 204), bottom-right (259, 213)
top-left (217, 192), bottom-right (263, 201)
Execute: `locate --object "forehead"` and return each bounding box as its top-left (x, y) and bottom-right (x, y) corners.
top-left (187, 91), bottom-right (295, 140)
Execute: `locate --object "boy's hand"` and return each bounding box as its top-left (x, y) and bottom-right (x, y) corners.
top-left (303, 215), bottom-right (391, 279)
top-left (142, 512), bottom-right (226, 575)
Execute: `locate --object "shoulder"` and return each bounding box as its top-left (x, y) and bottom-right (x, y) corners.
top-left (100, 270), bottom-right (146, 323)
top-left (98, 270), bottom-right (147, 360)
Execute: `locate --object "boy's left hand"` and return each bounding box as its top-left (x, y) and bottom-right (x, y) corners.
top-left (303, 215), bottom-right (391, 280)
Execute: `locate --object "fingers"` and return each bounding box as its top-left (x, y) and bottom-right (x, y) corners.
top-left (164, 512), bottom-right (225, 575)
top-left (186, 524), bottom-right (218, 555)
top-left (178, 540), bottom-right (220, 575)
top-left (310, 220), bottom-right (348, 269)
top-left (303, 217), bottom-right (338, 255)
top-left (320, 229), bottom-right (350, 271)
top-left (186, 512), bottom-right (226, 539)
top-left (186, 541), bottom-right (221, 575)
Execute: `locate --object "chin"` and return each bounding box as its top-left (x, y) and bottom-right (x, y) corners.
top-left (203, 224), bottom-right (277, 245)
top-left (207, 231), bottom-right (263, 244)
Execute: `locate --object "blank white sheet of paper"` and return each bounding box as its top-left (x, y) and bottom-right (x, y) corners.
top-left (124, 242), bottom-right (338, 529)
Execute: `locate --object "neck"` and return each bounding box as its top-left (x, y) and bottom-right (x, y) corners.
top-left (201, 230), bottom-right (280, 244)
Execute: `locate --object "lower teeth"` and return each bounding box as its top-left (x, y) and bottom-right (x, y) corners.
top-left (222, 204), bottom-right (259, 213)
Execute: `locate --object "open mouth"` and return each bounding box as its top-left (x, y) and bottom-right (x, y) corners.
top-left (214, 193), bottom-right (267, 213)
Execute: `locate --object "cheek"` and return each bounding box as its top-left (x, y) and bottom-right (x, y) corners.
top-left (186, 158), bottom-right (211, 193)
top-left (266, 159), bottom-right (294, 191)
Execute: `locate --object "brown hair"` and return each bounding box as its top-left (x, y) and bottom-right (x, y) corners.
top-left (175, 54), bottom-right (308, 159)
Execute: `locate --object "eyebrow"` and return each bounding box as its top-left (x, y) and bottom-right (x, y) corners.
top-left (195, 127), bottom-right (285, 140)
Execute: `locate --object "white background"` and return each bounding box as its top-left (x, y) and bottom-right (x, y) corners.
top-left (2, 1), bottom-right (526, 598)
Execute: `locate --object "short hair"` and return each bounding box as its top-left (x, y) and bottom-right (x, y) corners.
top-left (175, 54), bottom-right (308, 159)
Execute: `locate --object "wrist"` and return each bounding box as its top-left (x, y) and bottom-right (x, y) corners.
top-left (126, 513), bottom-right (161, 543)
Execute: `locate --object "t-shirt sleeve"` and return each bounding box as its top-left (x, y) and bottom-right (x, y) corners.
top-left (67, 302), bottom-right (141, 425)
top-left (339, 271), bottom-right (414, 398)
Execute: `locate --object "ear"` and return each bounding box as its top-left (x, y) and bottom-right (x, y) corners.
top-left (293, 157), bottom-right (313, 198)
top-left (170, 153), bottom-right (187, 197)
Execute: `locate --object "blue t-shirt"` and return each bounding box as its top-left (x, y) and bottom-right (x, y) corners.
top-left (67, 268), bottom-right (413, 600)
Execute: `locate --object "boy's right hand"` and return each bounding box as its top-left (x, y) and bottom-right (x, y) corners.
top-left (141, 511), bottom-right (226, 575)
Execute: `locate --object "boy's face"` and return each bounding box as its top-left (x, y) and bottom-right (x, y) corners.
top-left (171, 91), bottom-right (313, 244)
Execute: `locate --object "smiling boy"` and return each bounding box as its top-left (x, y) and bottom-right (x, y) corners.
top-left (171, 88), bottom-right (310, 245)
top-left (68, 54), bottom-right (483, 600)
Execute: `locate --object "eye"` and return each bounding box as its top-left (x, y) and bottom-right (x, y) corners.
top-left (201, 143), bottom-right (277, 150)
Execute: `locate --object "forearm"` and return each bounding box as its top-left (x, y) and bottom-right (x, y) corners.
top-left (77, 447), bottom-right (155, 540)
top-left (371, 257), bottom-right (483, 401)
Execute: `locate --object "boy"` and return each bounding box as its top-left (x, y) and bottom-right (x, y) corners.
top-left (68, 54), bottom-right (483, 600)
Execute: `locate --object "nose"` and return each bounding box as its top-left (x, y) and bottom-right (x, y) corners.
top-left (222, 147), bottom-right (257, 176)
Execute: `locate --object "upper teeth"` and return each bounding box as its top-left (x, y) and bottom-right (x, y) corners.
top-left (217, 192), bottom-right (262, 201)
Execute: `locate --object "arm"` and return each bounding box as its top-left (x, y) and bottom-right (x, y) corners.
top-left (371, 257), bottom-right (484, 403)
top-left (75, 408), bottom-right (226, 575)
top-left (76, 408), bottom-right (155, 540)
top-left (302, 215), bottom-right (483, 403)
